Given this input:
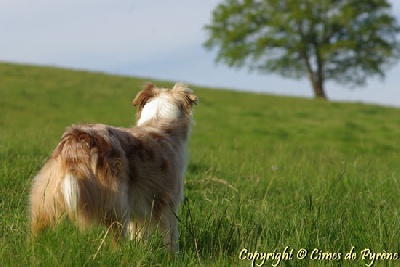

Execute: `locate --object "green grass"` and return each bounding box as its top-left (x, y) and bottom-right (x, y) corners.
top-left (1, 61), bottom-right (400, 266)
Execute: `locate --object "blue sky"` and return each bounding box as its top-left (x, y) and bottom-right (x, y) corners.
top-left (1, 0), bottom-right (399, 107)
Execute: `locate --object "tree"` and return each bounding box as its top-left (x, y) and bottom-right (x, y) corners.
top-left (204, 0), bottom-right (400, 99)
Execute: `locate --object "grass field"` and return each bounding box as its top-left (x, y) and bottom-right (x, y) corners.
top-left (1, 62), bottom-right (400, 266)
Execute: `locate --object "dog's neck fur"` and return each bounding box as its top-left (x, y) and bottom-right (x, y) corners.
top-left (137, 94), bottom-right (182, 126)
top-left (136, 95), bottom-right (193, 141)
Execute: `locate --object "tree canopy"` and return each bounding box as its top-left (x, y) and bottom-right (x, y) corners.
top-left (204, 0), bottom-right (400, 99)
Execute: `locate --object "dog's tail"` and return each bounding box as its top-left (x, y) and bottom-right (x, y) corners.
top-left (57, 127), bottom-right (100, 221)
top-left (29, 125), bottom-right (123, 234)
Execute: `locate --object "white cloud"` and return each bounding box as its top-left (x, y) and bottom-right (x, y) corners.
top-left (0, 0), bottom-right (216, 65)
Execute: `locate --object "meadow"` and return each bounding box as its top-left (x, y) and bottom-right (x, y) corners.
top-left (1, 62), bottom-right (400, 266)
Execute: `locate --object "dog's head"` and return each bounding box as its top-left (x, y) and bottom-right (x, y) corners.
top-left (133, 82), bottom-right (198, 125)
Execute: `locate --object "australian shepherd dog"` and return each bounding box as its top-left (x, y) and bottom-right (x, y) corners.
top-left (29, 82), bottom-right (198, 252)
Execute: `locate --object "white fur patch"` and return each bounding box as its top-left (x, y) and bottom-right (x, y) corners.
top-left (61, 174), bottom-right (80, 213)
top-left (138, 94), bottom-right (180, 125)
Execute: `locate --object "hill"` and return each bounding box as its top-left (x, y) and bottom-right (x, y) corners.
top-left (1, 62), bottom-right (400, 266)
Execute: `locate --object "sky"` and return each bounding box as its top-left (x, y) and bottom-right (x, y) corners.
top-left (1, 0), bottom-right (400, 107)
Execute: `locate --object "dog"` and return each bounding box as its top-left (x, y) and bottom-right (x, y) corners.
top-left (29, 82), bottom-right (197, 252)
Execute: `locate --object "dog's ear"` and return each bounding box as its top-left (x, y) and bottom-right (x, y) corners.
top-left (186, 92), bottom-right (198, 106)
top-left (172, 82), bottom-right (198, 107)
top-left (133, 83), bottom-right (156, 107)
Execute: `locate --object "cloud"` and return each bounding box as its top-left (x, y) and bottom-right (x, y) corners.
top-left (0, 0), bottom-right (216, 66)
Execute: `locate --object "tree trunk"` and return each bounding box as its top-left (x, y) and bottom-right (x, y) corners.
top-left (302, 52), bottom-right (328, 100)
top-left (300, 39), bottom-right (328, 99)
top-left (306, 70), bottom-right (327, 99)
top-left (314, 43), bottom-right (327, 100)
top-left (312, 80), bottom-right (327, 99)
